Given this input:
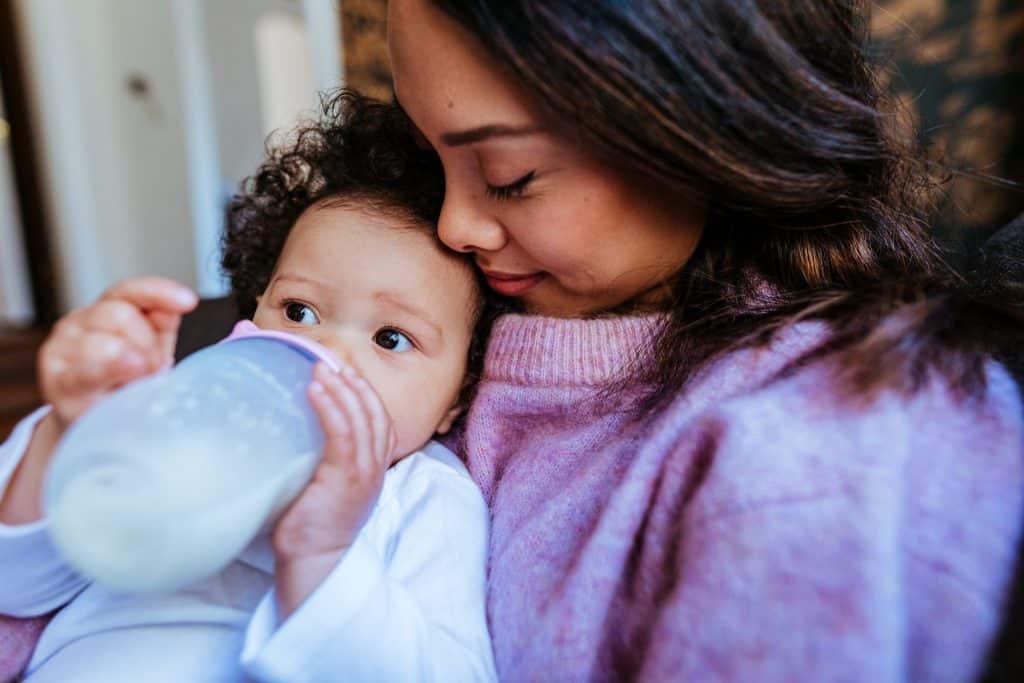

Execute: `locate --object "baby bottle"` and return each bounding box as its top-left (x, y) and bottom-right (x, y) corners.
top-left (43, 320), bottom-right (339, 594)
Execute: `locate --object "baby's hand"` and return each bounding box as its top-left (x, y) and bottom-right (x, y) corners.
top-left (39, 277), bottom-right (198, 432)
top-left (271, 362), bottom-right (397, 617)
top-left (272, 362), bottom-right (397, 560)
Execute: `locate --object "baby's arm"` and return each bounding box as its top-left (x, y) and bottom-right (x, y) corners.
top-left (242, 363), bottom-right (495, 681)
top-left (0, 407), bottom-right (87, 616)
top-left (269, 362), bottom-right (398, 619)
top-left (241, 457), bottom-right (496, 682)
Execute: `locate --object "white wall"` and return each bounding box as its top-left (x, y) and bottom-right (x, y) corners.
top-left (182, 0), bottom-right (340, 296)
top-left (202, 0), bottom-right (341, 184)
top-left (203, 0), bottom-right (288, 187)
top-left (15, 0), bottom-right (196, 311)
top-left (13, 0), bottom-right (342, 312)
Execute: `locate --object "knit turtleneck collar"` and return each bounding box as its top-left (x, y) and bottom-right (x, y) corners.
top-left (482, 314), bottom-right (664, 387)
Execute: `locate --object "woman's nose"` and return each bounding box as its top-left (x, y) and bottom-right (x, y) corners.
top-left (437, 189), bottom-right (507, 254)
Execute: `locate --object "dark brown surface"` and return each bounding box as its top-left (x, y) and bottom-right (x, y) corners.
top-left (0, 327), bottom-right (46, 441)
top-left (173, 296), bottom-right (239, 362)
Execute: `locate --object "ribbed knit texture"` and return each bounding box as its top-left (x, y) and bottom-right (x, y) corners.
top-left (482, 314), bottom-right (660, 386)
top-left (461, 313), bottom-right (1024, 682)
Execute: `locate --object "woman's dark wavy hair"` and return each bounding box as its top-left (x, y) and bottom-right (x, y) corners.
top-left (221, 89), bottom-right (496, 408)
top-left (432, 0), bottom-right (1023, 407)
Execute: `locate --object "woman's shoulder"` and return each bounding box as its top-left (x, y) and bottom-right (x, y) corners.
top-left (630, 336), bottom-right (1021, 680)
top-left (649, 322), bottom-right (1023, 518)
top-left (665, 319), bottom-right (1022, 445)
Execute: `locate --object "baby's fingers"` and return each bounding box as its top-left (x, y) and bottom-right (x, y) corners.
top-left (311, 364), bottom-right (375, 468)
top-left (77, 300), bottom-right (161, 367)
top-left (60, 333), bottom-right (147, 391)
top-left (308, 374), bottom-right (355, 462)
top-left (102, 278), bottom-right (197, 363)
top-left (40, 332), bottom-right (150, 423)
top-left (336, 365), bottom-right (395, 465)
top-left (101, 277), bottom-right (197, 313)
top-left (148, 310), bottom-right (184, 368)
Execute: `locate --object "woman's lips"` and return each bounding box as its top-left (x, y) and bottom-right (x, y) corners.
top-left (482, 271), bottom-right (547, 296)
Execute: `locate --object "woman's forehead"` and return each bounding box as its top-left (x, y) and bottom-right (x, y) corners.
top-left (388, 0), bottom-right (539, 136)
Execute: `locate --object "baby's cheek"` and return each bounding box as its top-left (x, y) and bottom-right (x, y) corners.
top-left (387, 395), bottom-right (440, 458)
top-left (391, 411), bottom-right (425, 459)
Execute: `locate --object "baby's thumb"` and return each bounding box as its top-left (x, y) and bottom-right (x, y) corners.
top-left (149, 309), bottom-right (185, 367)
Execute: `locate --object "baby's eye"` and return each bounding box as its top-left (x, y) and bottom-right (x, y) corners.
top-left (373, 328), bottom-right (414, 352)
top-left (284, 302), bottom-right (319, 325)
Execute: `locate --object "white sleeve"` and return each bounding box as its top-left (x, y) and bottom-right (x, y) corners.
top-left (0, 406), bottom-right (89, 617)
top-left (240, 466), bottom-right (497, 682)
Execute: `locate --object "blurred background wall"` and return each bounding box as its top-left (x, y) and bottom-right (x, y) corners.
top-left (873, 0), bottom-right (1024, 253)
top-left (0, 0), bottom-right (343, 324)
top-left (0, 0), bottom-right (1021, 330)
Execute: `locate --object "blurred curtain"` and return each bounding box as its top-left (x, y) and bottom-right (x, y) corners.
top-left (872, 0), bottom-right (1024, 253)
top-left (340, 0), bottom-right (391, 101)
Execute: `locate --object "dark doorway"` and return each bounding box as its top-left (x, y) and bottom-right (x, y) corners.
top-left (0, 1), bottom-right (58, 325)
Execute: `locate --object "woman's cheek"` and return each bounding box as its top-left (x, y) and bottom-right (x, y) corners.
top-left (513, 196), bottom-right (573, 250)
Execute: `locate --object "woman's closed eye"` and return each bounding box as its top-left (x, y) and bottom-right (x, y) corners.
top-left (374, 327), bottom-right (415, 353)
top-left (284, 301), bottom-right (319, 325)
top-left (485, 170), bottom-right (535, 201)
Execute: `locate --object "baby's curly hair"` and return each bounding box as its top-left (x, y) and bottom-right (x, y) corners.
top-left (222, 89), bottom-right (445, 316)
top-left (222, 89), bottom-right (497, 411)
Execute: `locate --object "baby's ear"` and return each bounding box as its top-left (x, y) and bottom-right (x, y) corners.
top-left (435, 404), bottom-right (463, 435)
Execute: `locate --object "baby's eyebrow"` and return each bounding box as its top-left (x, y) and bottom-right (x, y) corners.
top-left (375, 292), bottom-right (442, 341)
top-left (271, 273), bottom-right (330, 291)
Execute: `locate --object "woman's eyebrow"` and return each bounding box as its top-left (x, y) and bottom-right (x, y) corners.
top-left (440, 124), bottom-right (542, 147)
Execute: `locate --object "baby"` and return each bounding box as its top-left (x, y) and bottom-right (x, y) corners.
top-left (0, 91), bottom-right (496, 682)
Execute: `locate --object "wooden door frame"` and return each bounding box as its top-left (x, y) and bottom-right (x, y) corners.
top-left (0, 0), bottom-right (58, 324)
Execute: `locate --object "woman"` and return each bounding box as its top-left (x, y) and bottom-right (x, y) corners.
top-left (388, 0), bottom-right (1023, 681)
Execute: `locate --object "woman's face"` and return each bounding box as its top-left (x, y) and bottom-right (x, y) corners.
top-left (388, 0), bottom-right (706, 318)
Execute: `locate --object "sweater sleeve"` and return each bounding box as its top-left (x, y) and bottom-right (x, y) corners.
top-left (240, 463), bottom-right (497, 682)
top-left (0, 407), bottom-right (90, 617)
top-left (636, 365), bottom-right (1024, 683)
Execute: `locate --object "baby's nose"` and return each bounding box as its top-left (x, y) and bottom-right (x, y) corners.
top-left (318, 335), bottom-right (355, 370)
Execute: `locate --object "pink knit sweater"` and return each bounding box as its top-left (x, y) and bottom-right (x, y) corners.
top-left (460, 314), bottom-right (1023, 681)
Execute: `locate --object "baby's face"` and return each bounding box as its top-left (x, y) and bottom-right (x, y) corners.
top-left (252, 202), bottom-right (480, 460)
